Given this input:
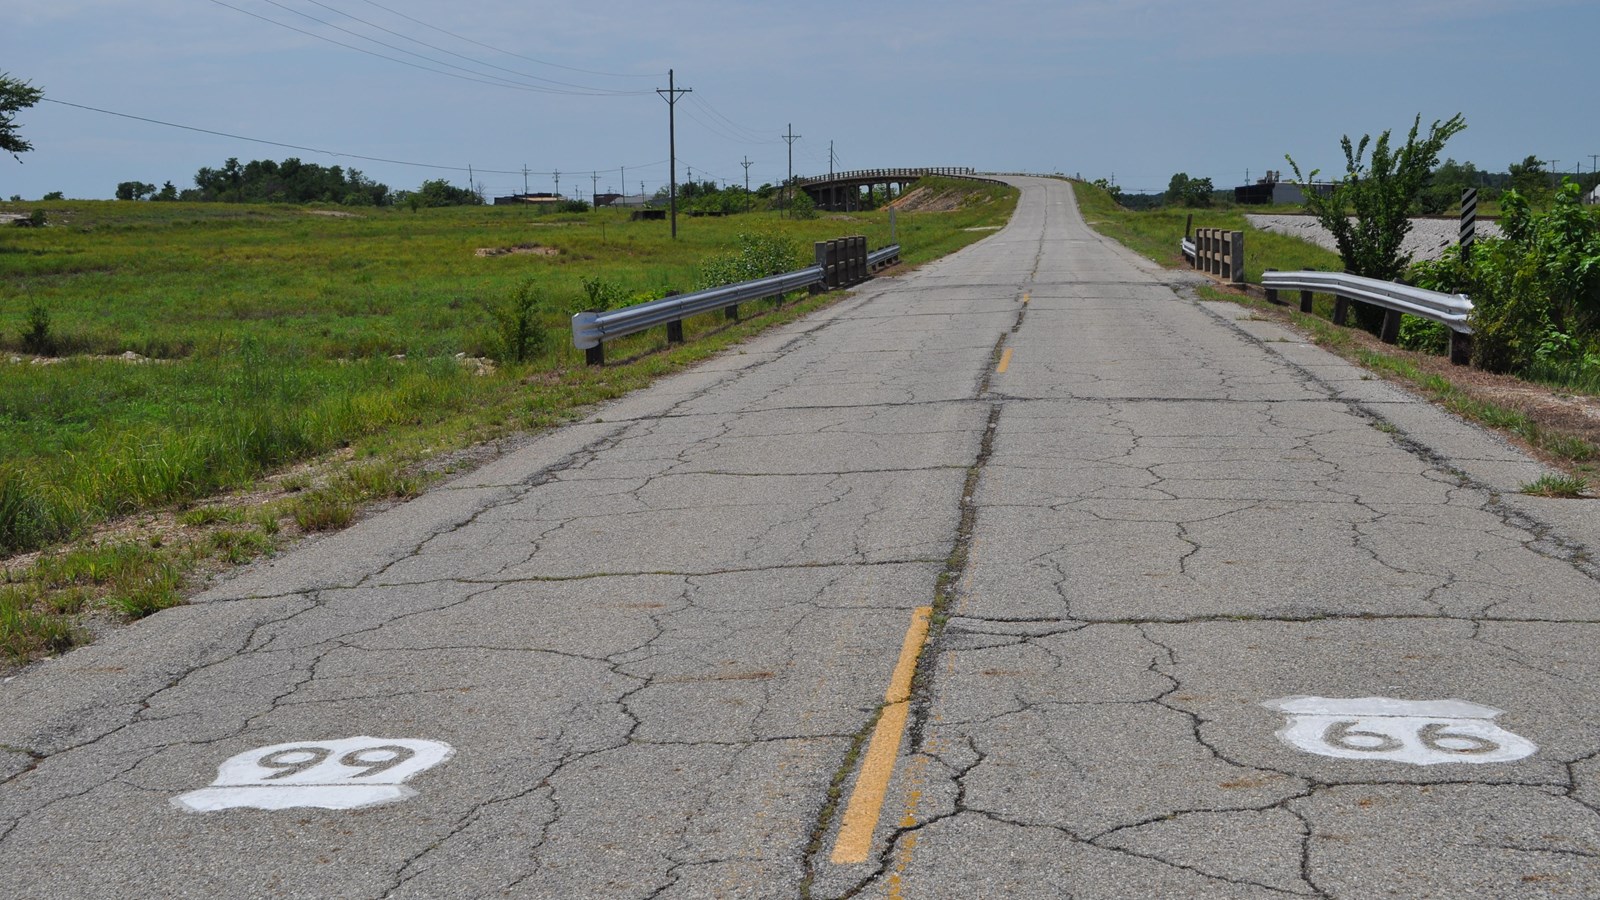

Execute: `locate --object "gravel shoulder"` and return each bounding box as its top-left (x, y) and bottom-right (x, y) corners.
top-left (1247, 213), bottom-right (1502, 262)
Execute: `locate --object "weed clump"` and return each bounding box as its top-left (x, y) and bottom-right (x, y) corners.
top-left (21, 303), bottom-right (56, 356)
top-left (490, 279), bottom-right (548, 364)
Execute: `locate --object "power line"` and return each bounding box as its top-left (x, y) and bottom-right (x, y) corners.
top-left (203, 0), bottom-right (643, 96)
top-left (293, 0), bottom-right (645, 94)
top-left (355, 0), bottom-right (657, 79)
top-left (42, 97), bottom-right (668, 181)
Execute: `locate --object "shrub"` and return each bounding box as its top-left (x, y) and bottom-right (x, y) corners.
top-left (21, 303), bottom-right (55, 355)
top-left (1431, 182), bottom-right (1600, 373)
top-left (489, 279), bottom-right (548, 364)
top-left (1397, 315), bottom-right (1450, 354)
top-left (696, 232), bottom-right (803, 290)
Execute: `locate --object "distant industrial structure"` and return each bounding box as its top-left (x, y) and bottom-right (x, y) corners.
top-left (492, 192), bottom-right (565, 207)
top-left (1234, 170), bottom-right (1336, 206)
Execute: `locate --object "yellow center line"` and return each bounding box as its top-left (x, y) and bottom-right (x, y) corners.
top-left (830, 605), bottom-right (932, 865)
top-left (995, 347), bottom-right (1013, 374)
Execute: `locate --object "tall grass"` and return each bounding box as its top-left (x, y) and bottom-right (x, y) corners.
top-left (0, 182), bottom-right (1019, 561)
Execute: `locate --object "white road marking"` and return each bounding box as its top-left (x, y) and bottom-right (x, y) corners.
top-left (1264, 696), bottom-right (1536, 766)
top-left (173, 737), bottom-right (454, 812)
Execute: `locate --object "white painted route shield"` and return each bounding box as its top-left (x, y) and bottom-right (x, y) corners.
top-left (174, 737), bottom-right (454, 812)
top-left (1264, 696), bottom-right (1536, 766)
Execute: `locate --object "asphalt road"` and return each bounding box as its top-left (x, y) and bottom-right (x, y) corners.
top-left (4, 176), bottom-right (1600, 899)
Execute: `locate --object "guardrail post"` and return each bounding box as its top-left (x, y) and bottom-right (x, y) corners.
top-left (1450, 332), bottom-right (1472, 366)
top-left (1379, 309), bottom-right (1402, 344)
top-left (1227, 231), bottom-right (1244, 284)
top-left (1333, 295), bottom-right (1350, 326)
top-left (852, 236), bottom-right (866, 284)
top-left (1300, 290), bottom-right (1314, 313)
top-left (586, 344), bottom-right (604, 366)
top-left (665, 290), bottom-right (684, 343)
top-left (814, 241), bottom-right (834, 291)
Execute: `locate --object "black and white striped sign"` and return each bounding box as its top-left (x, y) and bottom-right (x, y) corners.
top-left (1460, 188), bottom-right (1478, 258)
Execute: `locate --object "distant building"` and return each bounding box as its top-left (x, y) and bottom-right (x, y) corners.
top-left (1234, 170), bottom-right (1335, 206)
top-left (1588, 184), bottom-right (1600, 205)
top-left (492, 192), bottom-right (564, 207)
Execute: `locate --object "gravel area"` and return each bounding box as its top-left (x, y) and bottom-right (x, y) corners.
top-left (1247, 214), bottom-right (1501, 262)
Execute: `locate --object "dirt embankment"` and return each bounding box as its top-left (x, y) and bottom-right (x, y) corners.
top-left (887, 186), bottom-right (967, 213)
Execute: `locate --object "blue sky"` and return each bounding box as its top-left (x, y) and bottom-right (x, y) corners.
top-left (4, 0), bottom-right (1597, 201)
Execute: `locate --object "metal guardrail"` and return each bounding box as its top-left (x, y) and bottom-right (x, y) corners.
top-left (1263, 269), bottom-right (1474, 364)
top-left (1180, 237), bottom-right (1195, 261)
top-left (571, 242), bottom-right (901, 365)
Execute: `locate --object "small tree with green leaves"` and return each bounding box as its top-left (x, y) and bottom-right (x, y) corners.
top-left (1, 73), bottom-right (43, 163)
top-left (1287, 114), bottom-right (1466, 285)
top-left (1166, 173), bottom-right (1214, 208)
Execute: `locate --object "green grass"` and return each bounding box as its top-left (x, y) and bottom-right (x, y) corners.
top-left (0, 180), bottom-right (1019, 665)
top-left (1071, 182), bottom-right (1343, 282)
top-left (1520, 473), bottom-right (1590, 498)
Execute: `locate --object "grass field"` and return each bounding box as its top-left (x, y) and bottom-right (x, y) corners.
top-left (0, 178), bottom-right (1018, 664)
top-left (1070, 182), bottom-right (1343, 280)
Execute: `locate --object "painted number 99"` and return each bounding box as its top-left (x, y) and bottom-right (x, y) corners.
top-left (257, 744), bottom-right (416, 781)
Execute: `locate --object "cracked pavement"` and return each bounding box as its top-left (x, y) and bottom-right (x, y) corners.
top-left (3, 177), bottom-right (1600, 899)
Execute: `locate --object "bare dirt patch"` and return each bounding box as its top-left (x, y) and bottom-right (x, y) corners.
top-left (307, 209), bottom-right (363, 219)
top-left (887, 186), bottom-right (965, 213)
top-left (475, 243), bottom-right (560, 258)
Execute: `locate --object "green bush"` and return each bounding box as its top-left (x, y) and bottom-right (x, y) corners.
top-left (1412, 181), bottom-right (1600, 374)
top-left (21, 303), bottom-right (55, 355)
top-left (696, 232), bottom-right (804, 290)
top-left (489, 279), bottom-right (548, 364)
top-left (1397, 315), bottom-right (1450, 354)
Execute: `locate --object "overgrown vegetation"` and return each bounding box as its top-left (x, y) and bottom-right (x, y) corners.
top-left (0, 177), bottom-right (1018, 666)
top-left (1412, 181), bottom-right (1600, 380)
top-left (1286, 113), bottom-right (1467, 284)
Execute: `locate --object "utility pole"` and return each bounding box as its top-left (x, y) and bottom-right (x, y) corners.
top-left (591, 171), bottom-right (599, 208)
top-left (553, 169), bottom-right (561, 199)
top-left (741, 156), bottom-right (753, 212)
top-left (522, 165), bottom-right (530, 196)
top-left (783, 123), bottom-right (801, 218)
top-left (829, 140), bottom-right (835, 179)
top-left (656, 68), bottom-right (692, 239)
top-left (468, 164), bottom-right (475, 200)
top-left (1591, 155), bottom-right (1599, 178)
top-left (620, 166), bottom-right (625, 204)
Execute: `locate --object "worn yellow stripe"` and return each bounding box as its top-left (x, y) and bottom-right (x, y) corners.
top-left (1022, 292), bottom-right (1031, 305)
top-left (996, 348), bottom-right (1013, 374)
top-left (831, 606), bottom-right (932, 864)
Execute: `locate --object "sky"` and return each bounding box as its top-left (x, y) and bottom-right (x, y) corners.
top-left (4, 0), bottom-right (1598, 201)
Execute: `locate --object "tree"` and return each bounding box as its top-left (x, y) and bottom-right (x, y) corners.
top-left (1286, 113), bottom-right (1466, 286)
top-left (1166, 172), bottom-right (1214, 207)
top-left (154, 181), bottom-right (178, 202)
top-left (1508, 155), bottom-right (1549, 201)
top-left (1, 73), bottom-right (43, 163)
top-left (115, 181), bottom-right (156, 201)
top-left (1418, 158), bottom-right (1482, 214)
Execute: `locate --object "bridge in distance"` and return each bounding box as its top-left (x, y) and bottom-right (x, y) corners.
top-left (3, 176), bottom-right (1600, 898)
